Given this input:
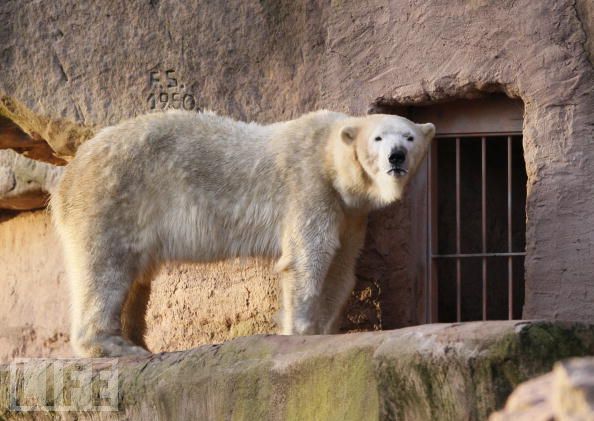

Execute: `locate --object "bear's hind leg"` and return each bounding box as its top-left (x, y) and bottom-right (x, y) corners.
top-left (68, 249), bottom-right (150, 357)
top-left (121, 266), bottom-right (156, 349)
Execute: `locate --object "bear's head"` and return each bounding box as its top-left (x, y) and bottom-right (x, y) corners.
top-left (334, 114), bottom-right (435, 208)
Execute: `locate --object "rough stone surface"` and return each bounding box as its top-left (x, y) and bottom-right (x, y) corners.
top-left (0, 113), bottom-right (67, 166)
top-left (0, 150), bottom-right (63, 210)
top-left (576, 0), bottom-right (594, 66)
top-left (0, 96), bottom-right (94, 164)
top-left (0, 0), bottom-right (592, 358)
top-left (554, 358), bottom-right (594, 420)
top-left (491, 357), bottom-right (594, 421)
top-left (1, 321), bottom-right (593, 421)
top-left (145, 259), bottom-right (279, 352)
top-left (490, 374), bottom-right (555, 421)
top-left (0, 211), bottom-right (71, 362)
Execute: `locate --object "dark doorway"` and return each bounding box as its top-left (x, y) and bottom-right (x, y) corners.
top-left (432, 135), bottom-right (526, 322)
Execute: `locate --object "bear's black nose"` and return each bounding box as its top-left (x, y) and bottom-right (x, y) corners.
top-left (389, 149), bottom-right (407, 166)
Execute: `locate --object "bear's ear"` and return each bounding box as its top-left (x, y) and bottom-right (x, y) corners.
top-left (419, 123), bottom-right (436, 139)
top-left (340, 126), bottom-right (358, 145)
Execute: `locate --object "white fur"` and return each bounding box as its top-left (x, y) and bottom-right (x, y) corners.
top-left (51, 109), bottom-right (435, 357)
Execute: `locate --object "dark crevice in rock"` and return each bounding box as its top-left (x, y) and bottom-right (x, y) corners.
top-left (0, 116), bottom-right (66, 166)
top-left (574, 0), bottom-right (594, 68)
top-left (53, 52), bottom-right (69, 83)
top-left (0, 209), bottom-right (19, 223)
top-left (369, 81), bottom-right (516, 113)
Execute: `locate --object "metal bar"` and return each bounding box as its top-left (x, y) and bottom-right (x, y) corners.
top-left (432, 131), bottom-right (523, 138)
top-left (507, 136), bottom-right (513, 319)
top-left (481, 137), bottom-right (487, 320)
top-left (456, 137), bottom-right (461, 322)
top-left (429, 141), bottom-right (439, 323)
top-left (433, 252), bottom-right (526, 258)
top-left (426, 149), bottom-right (432, 324)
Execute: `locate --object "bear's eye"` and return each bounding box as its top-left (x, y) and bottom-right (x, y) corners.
top-left (407, 135), bottom-right (414, 142)
top-left (374, 136), bottom-right (382, 142)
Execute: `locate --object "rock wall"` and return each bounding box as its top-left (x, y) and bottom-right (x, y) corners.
top-left (0, 0), bottom-right (593, 358)
top-left (0, 211), bottom-right (70, 361)
top-left (146, 259), bottom-right (279, 352)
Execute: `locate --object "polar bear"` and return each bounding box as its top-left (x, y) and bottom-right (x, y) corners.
top-left (51, 109), bottom-right (435, 357)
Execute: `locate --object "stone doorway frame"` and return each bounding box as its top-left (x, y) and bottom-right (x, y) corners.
top-left (370, 95), bottom-right (526, 324)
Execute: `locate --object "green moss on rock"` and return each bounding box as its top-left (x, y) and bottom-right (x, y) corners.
top-left (284, 348), bottom-right (379, 421)
top-left (375, 322), bottom-right (594, 420)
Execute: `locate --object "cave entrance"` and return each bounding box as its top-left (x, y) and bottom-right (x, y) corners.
top-left (371, 95), bottom-right (526, 323)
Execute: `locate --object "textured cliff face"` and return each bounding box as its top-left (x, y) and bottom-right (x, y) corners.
top-left (145, 259), bottom-right (280, 353)
top-left (0, 0), bottom-right (592, 358)
top-left (0, 211), bottom-right (70, 361)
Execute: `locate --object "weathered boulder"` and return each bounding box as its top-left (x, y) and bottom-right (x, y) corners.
top-left (1, 321), bottom-right (593, 421)
top-left (0, 149), bottom-right (63, 210)
top-left (491, 373), bottom-right (555, 421)
top-left (554, 358), bottom-right (594, 420)
top-left (491, 357), bottom-right (594, 421)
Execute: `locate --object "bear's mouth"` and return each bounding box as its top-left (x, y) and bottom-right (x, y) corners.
top-left (387, 167), bottom-right (408, 176)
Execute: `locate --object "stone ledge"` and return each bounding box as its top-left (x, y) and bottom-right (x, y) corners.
top-left (1, 321), bottom-right (593, 421)
top-left (0, 95), bottom-right (95, 163)
top-left (0, 149), bottom-right (64, 210)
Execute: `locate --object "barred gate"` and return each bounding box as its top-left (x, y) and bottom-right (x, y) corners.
top-left (427, 133), bottom-right (526, 322)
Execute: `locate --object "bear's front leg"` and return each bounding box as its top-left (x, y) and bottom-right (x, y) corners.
top-left (317, 213), bottom-right (367, 333)
top-left (277, 208), bottom-right (341, 335)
